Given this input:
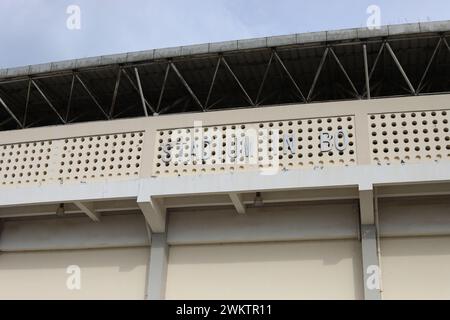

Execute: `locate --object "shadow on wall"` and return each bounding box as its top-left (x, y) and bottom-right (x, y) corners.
top-left (168, 239), bottom-right (363, 299)
top-left (0, 247), bottom-right (148, 272)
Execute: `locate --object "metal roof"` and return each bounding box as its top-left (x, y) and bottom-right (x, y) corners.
top-left (0, 20), bottom-right (449, 131)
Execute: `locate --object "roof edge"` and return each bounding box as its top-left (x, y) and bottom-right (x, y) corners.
top-left (1, 20), bottom-right (449, 80)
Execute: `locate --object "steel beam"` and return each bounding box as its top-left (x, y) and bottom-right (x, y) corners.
top-left (112, 104), bottom-right (137, 119)
top-left (31, 79), bottom-right (66, 124)
top-left (23, 79), bottom-right (31, 126)
top-left (417, 38), bottom-right (442, 93)
top-left (329, 47), bottom-right (360, 98)
top-left (363, 44), bottom-right (371, 99)
top-left (0, 117), bottom-right (13, 127)
top-left (65, 74), bottom-right (75, 122)
top-left (0, 94), bottom-right (23, 128)
top-left (443, 37), bottom-right (450, 53)
top-left (369, 42), bottom-right (385, 80)
top-left (208, 96), bottom-right (226, 110)
top-left (220, 56), bottom-right (255, 106)
top-left (307, 47), bottom-right (329, 102)
top-left (25, 118), bottom-right (45, 128)
top-left (360, 42), bottom-right (386, 98)
top-left (159, 95), bottom-right (189, 115)
top-left (170, 62), bottom-right (204, 111)
top-left (255, 52), bottom-right (274, 105)
top-left (75, 74), bottom-right (110, 119)
top-left (156, 63), bottom-right (170, 113)
top-left (67, 111), bottom-right (88, 123)
top-left (134, 67), bottom-right (149, 117)
top-left (204, 57), bottom-right (221, 108)
top-left (121, 68), bottom-right (155, 114)
top-left (273, 50), bottom-right (306, 102)
top-left (109, 68), bottom-right (122, 118)
top-left (385, 42), bottom-right (416, 95)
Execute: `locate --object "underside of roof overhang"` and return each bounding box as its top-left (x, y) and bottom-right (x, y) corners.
top-left (0, 21), bottom-right (449, 132)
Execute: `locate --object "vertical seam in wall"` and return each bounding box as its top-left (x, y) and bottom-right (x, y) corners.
top-left (354, 110), bottom-right (371, 165)
top-left (139, 128), bottom-right (157, 178)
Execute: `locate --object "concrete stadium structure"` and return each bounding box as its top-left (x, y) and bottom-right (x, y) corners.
top-left (0, 20), bottom-right (449, 300)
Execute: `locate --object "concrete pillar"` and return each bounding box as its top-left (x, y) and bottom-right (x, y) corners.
top-left (145, 232), bottom-right (169, 300)
top-left (0, 219), bottom-right (2, 253)
top-left (359, 184), bottom-right (381, 300)
top-left (361, 224), bottom-right (381, 300)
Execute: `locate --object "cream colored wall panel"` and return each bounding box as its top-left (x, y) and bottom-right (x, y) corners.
top-left (166, 240), bottom-right (363, 300)
top-left (381, 236), bottom-right (450, 300)
top-left (168, 202), bottom-right (359, 245)
top-left (0, 214), bottom-right (149, 252)
top-left (0, 247), bottom-right (149, 300)
top-left (378, 197), bottom-right (450, 237)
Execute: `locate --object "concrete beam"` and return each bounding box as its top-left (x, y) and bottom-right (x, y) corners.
top-left (138, 196), bottom-right (166, 233)
top-left (1, 163), bottom-right (450, 213)
top-left (0, 200), bottom-right (140, 218)
top-left (162, 187), bottom-right (358, 209)
top-left (229, 193), bottom-right (246, 214)
top-left (163, 194), bottom-right (232, 208)
top-left (140, 163), bottom-right (450, 198)
top-left (146, 232), bottom-right (169, 300)
top-left (0, 179), bottom-right (139, 207)
top-left (73, 201), bottom-right (101, 222)
top-left (257, 187), bottom-right (358, 203)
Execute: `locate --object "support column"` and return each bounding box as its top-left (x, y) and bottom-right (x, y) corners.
top-left (359, 183), bottom-right (381, 300)
top-left (145, 231), bottom-right (169, 300)
top-left (0, 219), bottom-right (3, 251)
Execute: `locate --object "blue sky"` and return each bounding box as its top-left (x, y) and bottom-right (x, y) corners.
top-left (0, 0), bottom-right (449, 68)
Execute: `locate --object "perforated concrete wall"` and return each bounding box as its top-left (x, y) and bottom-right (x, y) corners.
top-left (152, 116), bottom-right (357, 176)
top-left (0, 96), bottom-right (449, 186)
top-left (0, 131), bottom-right (144, 186)
top-left (369, 109), bottom-right (449, 165)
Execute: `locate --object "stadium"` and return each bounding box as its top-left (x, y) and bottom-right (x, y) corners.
top-left (0, 20), bottom-right (449, 299)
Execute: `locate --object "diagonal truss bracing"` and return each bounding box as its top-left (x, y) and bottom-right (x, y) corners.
top-left (0, 33), bottom-right (448, 130)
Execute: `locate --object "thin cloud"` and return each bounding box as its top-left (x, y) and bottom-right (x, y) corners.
top-left (0, 0), bottom-right (448, 68)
